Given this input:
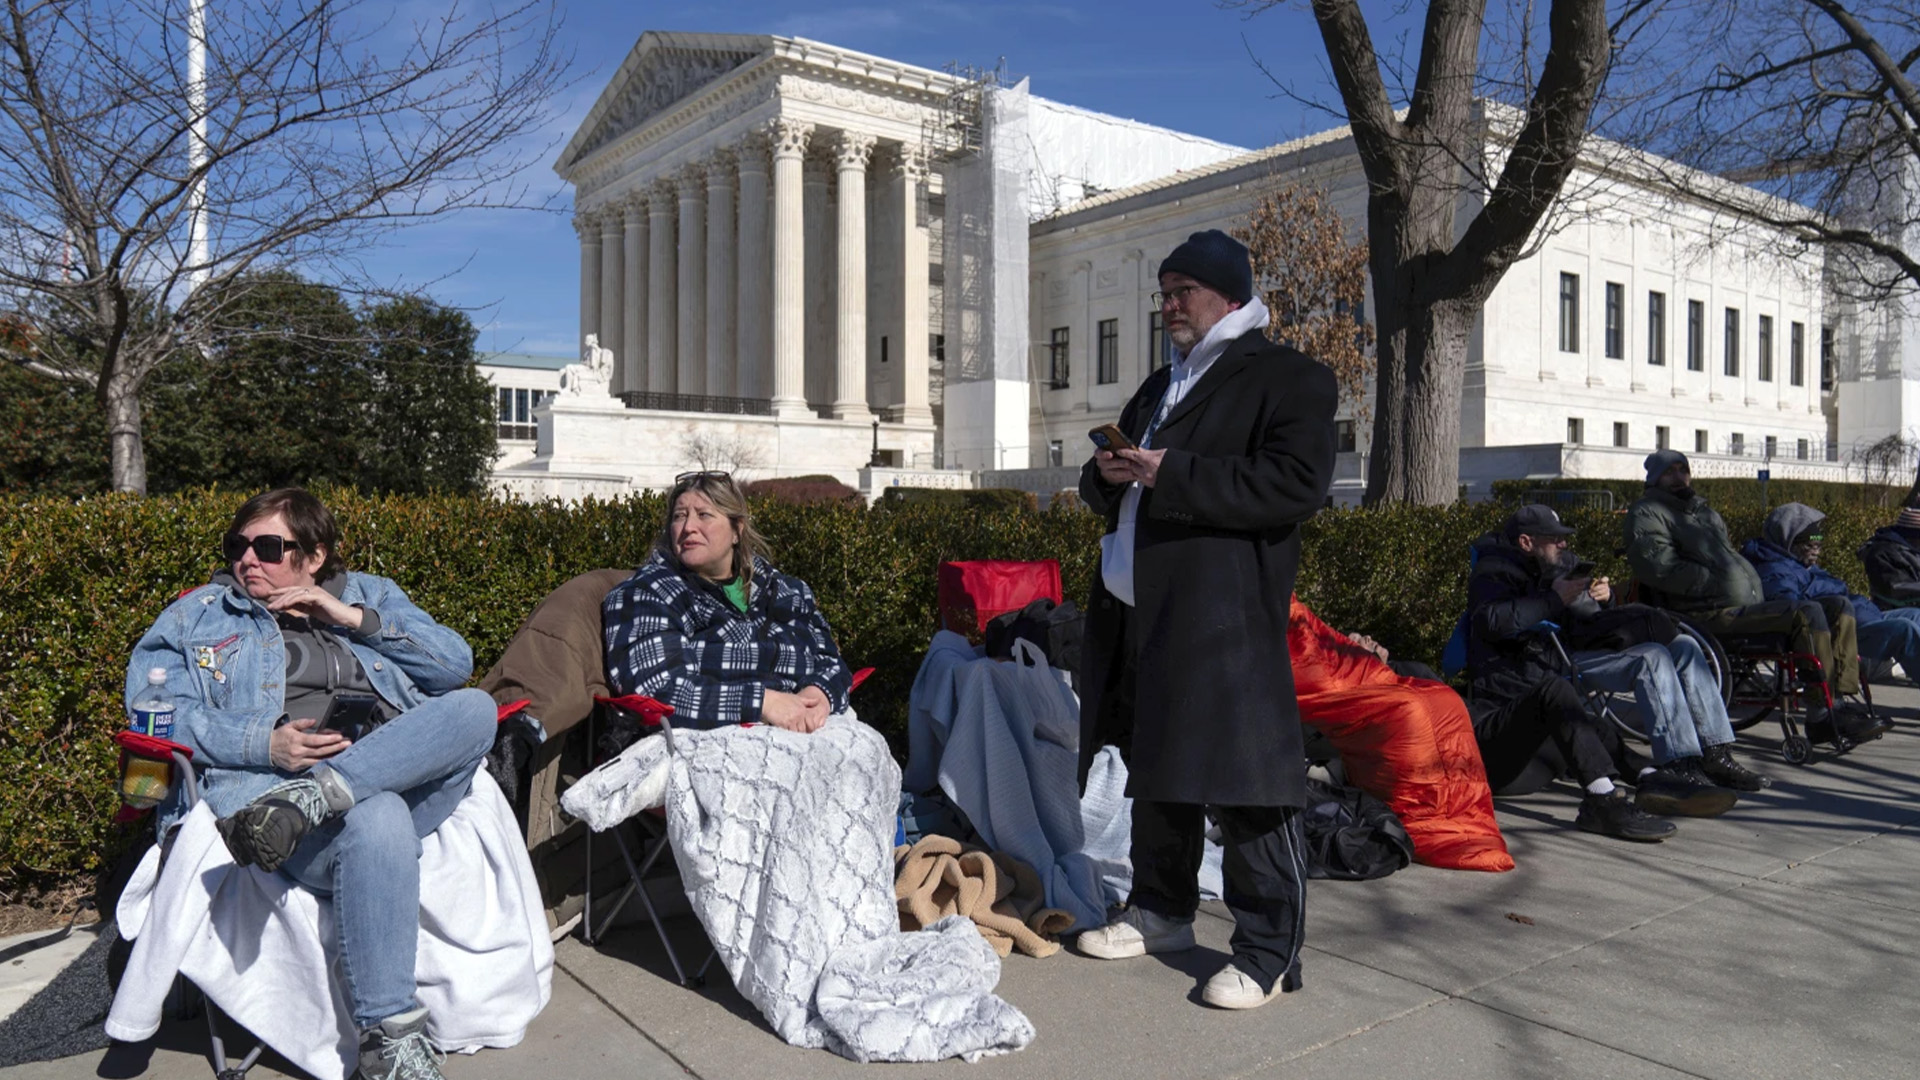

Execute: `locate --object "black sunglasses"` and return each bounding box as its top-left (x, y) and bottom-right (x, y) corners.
top-left (673, 470), bottom-right (733, 486)
top-left (222, 532), bottom-right (307, 564)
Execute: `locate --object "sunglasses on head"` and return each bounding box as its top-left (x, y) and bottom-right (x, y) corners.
top-left (673, 470), bottom-right (733, 486)
top-left (222, 532), bottom-right (307, 564)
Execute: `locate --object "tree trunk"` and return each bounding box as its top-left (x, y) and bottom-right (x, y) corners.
top-left (105, 372), bottom-right (147, 495)
top-left (1364, 287), bottom-right (1475, 505)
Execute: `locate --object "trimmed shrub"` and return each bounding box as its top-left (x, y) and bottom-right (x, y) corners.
top-left (876, 487), bottom-right (1040, 512)
top-left (742, 475), bottom-right (862, 506)
top-left (1492, 475), bottom-right (1905, 512)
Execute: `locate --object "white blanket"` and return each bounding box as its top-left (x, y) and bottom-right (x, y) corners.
top-left (563, 713), bottom-right (1033, 1062)
top-left (107, 770), bottom-right (552, 1080)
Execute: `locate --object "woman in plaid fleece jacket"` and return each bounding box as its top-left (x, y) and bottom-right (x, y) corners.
top-left (602, 473), bottom-right (852, 732)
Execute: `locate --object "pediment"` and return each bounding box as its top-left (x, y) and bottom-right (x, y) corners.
top-left (565, 35), bottom-right (766, 168)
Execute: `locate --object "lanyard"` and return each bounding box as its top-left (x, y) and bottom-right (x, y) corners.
top-left (1140, 367), bottom-right (1184, 450)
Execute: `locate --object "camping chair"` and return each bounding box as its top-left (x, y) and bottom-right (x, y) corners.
top-left (577, 668), bottom-right (875, 989)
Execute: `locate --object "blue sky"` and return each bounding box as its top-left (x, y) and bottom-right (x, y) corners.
top-left (374, 1), bottom-right (1425, 358)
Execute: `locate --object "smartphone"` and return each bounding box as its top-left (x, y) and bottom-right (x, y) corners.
top-left (319, 693), bottom-right (382, 742)
top-left (1569, 559), bottom-right (1597, 578)
top-left (1088, 423), bottom-right (1135, 452)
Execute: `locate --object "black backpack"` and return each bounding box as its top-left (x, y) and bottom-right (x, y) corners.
top-left (1299, 777), bottom-right (1414, 881)
top-left (984, 598), bottom-right (1084, 682)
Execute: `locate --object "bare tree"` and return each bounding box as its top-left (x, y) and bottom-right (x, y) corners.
top-left (1235, 1), bottom-right (1628, 504)
top-left (1637, 1), bottom-right (1920, 299)
top-left (0, 0), bottom-right (569, 493)
top-left (679, 429), bottom-right (767, 481)
top-left (1233, 177), bottom-right (1376, 428)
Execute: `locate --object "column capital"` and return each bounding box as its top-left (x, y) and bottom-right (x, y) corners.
top-left (765, 117), bottom-right (814, 161)
top-left (649, 176), bottom-right (677, 204)
top-left (833, 130), bottom-right (877, 171)
top-left (599, 211), bottom-right (624, 238)
top-left (889, 143), bottom-right (929, 183)
top-left (705, 146), bottom-right (736, 173)
top-left (622, 192), bottom-right (648, 223)
top-left (572, 212), bottom-right (600, 240)
top-left (677, 159), bottom-right (707, 192)
top-left (735, 129), bottom-right (771, 174)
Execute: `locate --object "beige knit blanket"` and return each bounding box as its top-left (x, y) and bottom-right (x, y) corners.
top-left (893, 836), bottom-right (1076, 958)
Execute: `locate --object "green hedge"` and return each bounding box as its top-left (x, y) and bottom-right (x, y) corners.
top-left (1491, 475), bottom-right (1906, 512)
top-left (1, 487), bottom-right (1904, 892)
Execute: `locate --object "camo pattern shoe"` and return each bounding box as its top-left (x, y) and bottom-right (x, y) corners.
top-left (357, 1007), bottom-right (444, 1080)
top-left (217, 777), bottom-right (330, 872)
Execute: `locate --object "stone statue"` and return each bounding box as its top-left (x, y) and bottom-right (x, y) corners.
top-left (560, 334), bottom-right (614, 397)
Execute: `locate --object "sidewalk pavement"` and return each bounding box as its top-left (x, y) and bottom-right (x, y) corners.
top-left (8, 690), bottom-right (1920, 1080)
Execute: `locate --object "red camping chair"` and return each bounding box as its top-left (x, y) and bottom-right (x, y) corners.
top-left (938, 560), bottom-right (1063, 639)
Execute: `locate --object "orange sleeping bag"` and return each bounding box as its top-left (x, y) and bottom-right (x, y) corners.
top-left (1290, 597), bottom-right (1514, 872)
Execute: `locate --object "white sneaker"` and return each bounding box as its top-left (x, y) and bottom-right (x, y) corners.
top-left (1201, 962), bottom-right (1285, 1010)
top-left (1074, 906), bottom-right (1195, 959)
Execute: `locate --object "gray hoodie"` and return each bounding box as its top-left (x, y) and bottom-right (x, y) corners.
top-left (1763, 502), bottom-right (1826, 552)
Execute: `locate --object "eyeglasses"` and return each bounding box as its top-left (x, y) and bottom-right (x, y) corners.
top-left (222, 532), bottom-right (307, 564)
top-left (1151, 285), bottom-right (1207, 309)
top-left (673, 470), bottom-right (733, 486)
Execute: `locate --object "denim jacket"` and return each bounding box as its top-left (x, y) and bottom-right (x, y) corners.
top-left (125, 571), bottom-right (474, 833)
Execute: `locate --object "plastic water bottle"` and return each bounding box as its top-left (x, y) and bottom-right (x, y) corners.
top-left (130, 667), bottom-right (175, 740)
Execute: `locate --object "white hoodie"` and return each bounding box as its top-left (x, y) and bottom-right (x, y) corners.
top-left (1100, 296), bottom-right (1272, 606)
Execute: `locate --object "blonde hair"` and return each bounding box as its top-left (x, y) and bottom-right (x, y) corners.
top-left (657, 473), bottom-right (770, 586)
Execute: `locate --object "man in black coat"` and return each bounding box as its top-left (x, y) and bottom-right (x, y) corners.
top-left (1073, 229), bottom-right (1334, 1011)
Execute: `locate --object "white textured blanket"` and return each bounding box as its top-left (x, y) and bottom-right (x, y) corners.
top-left (107, 770), bottom-right (552, 1080)
top-left (564, 713), bottom-right (1033, 1062)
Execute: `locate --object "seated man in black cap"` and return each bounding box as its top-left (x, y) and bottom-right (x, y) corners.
top-left (1625, 450), bottom-right (1885, 746)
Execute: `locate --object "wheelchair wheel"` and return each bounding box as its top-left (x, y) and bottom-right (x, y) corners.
top-left (1671, 615), bottom-right (1755, 720)
top-left (1782, 733), bottom-right (1813, 765)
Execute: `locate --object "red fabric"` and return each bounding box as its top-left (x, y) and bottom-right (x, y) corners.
top-left (1289, 597), bottom-right (1514, 873)
top-left (113, 729), bottom-right (192, 761)
top-left (937, 560), bottom-right (1063, 636)
top-left (850, 667), bottom-right (875, 691)
top-left (495, 699), bottom-right (532, 724)
top-left (592, 694), bottom-right (674, 725)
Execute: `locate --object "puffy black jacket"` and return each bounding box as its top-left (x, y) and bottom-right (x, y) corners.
top-left (1857, 526), bottom-right (1920, 608)
top-left (1464, 532), bottom-right (1599, 706)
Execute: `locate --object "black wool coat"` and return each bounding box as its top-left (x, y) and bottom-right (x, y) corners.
top-left (1075, 328), bottom-right (1337, 808)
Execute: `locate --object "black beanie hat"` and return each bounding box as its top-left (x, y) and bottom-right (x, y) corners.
top-left (1158, 230), bottom-right (1254, 305)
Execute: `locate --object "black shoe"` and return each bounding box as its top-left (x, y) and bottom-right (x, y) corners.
top-left (1576, 789), bottom-right (1678, 842)
top-left (1700, 744), bottom-right (1770, 791)
top-left (217, 778), bottom-right (328, 873)
top-left (1835, 705), bottom-right (1895, 744)
top-left (1633, 761), bottom-right (1739, 817)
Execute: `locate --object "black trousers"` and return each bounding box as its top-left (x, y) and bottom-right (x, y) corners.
top-left (1129, 800), bottom-right (1307, 995)
top-left (1472, 675), bottom-right (1618, 792)
top-left (1110, 603), bottom-right (1306, 995)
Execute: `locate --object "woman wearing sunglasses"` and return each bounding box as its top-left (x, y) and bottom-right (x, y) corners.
top-left (602, 471), bottom-right (852, 733)
top-left (125, 487), bottom-right (496, 1080)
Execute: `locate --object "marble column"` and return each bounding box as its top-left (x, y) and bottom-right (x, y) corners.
top-left (576, 214), bottom-right (600, 354)
top-left (831, 131), bottom-right (876, 421)
top-left (768, 119), bottom-right (813, 417)
top-left (621, 195), bottom-right (648, 396)
top-left (736, 132), bottom-right (772, 401)
top-left (598, 214), bottom-right (624, 391)
top-left (892, 146), bottom-right (933, 424)
top-left (803, 152), bottom-right (833, 408)
top-left (705, 150), bottom-right (737, 399)
top-left (677, 160), bottom-right (708, 398)
top-left (647, 178), bottom-right (677, 394)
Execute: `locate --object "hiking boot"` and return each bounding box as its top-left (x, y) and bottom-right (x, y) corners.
top-left (1201, 961), bottom-right (1284, 1010)
top-left (1701, 743), bottom-right (1771, 791)
top-left (217, 777), bottom-right (331, 872)
top-left (357, 1006), bottom-right (444, 1080)
top-left (1575, 789), bottom-right (1677, 842)
top-left (1634, 760), bottom-right (1739, 817)
top-left (1075, 905), bottom-right (1196, 960)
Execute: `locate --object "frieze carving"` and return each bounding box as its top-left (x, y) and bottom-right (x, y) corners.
top-left (578, 47), bottom-right (759, 159)
top-left (1096, 268), bottom-right (1119, 291)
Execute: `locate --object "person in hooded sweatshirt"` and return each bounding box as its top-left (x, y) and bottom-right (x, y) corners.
top-left (1624, 450), bottom-right (1884, 747)
top-left (126, 487), bottom-right (497, 1080)
top-left (1747, 502), bottom-right (1920, 703)
top-left (1473, 505), bottom-right (1770, 821)
top-left (1074, 229), bottom-right (1335, 1011)
top-left (1857, 505), bottom-right (1920, 610)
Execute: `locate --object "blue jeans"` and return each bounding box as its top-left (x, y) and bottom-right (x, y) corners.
top-left (279, 687), bottom-right (496, 1031)
top-left (1573, 637), bottom-right (1735, 764)
top-left (1859, 608), bottom-right (1920, 682)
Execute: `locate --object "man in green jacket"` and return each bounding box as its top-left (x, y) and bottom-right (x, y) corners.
top-left (1624, 449), bottom-right (1886, 746)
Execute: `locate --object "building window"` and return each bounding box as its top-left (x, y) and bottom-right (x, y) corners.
top-left (1820, 325), bottom-right (1835, 390)
top-left (1047, 440), bottom-right (1063, 468)
top-left (1647, 291), bottom-right (1666, 366)
top-left (1730, 432), bottom-right (1745, 456)
top-left (1567, 417), bottom-right (1584, 445)
top-left (1047, 326), bottom-right (1070, 389)
top-left (1790, 321), bottom-right (1806, 387)
top-left (1605, 282), bottom-right (1624, 359)
top-left (496, 386), bottom-right (545, 441)
top-left (1558, 272), bottom-right (1580, 352)
top-left (1097, 318), bottom-right (1119, 384)
top-left (1148, 310), bottom-right (1170, 371)
top-left (1613, 421), bottom-right (1629, 448)
top-left (1757, 314), bottom-right (1774, 382)
top-left (1764, 434), bottom-right (1778, 459)
top-left (1335, 419), bottom-right (1356, 453)
top-left (1695, 428), bottom-right (1709, 454)
top-left (880, 335), bottom-right (889, 364)
top-left (1656, 425), bottom-right (1670, 450)
top-left (1723, 307), bottom-right (1740, 376)
top-left (1687, 300), bottom-right (1705, 371)
top-left (931, 333), bottom-right (945, 366)
top-left (1797, 438), bottom-right (1810, 461)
